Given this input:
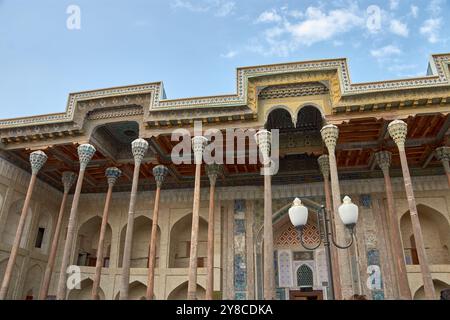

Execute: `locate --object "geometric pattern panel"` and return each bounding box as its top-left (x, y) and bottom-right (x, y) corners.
top-left (296, 264), bottom-right (314, 287)
top-left (276, 223), bottom-right (320, 246)
top-left (277, 250), bottom-right (293, 288)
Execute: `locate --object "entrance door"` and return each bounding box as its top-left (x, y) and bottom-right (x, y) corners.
top-left (289, 290), bottom-right (323, 300)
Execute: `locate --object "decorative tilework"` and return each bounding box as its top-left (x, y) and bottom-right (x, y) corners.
top-left (360, 194), bottom-right (372, 208)
top-left (234, 199), bottom-right (247, 299)
top-left (367, 249), bottom-right (384, 300)
top-left (275, 224), bottom-right (320, 246)
top-left (278, 251), bottom-right (293, 288)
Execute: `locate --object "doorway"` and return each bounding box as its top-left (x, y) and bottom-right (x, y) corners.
top-left (289, 290), bottom-right (323, 300)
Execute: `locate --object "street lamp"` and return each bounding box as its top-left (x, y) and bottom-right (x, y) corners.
top-left (288, 196), bottom-right (359, 299)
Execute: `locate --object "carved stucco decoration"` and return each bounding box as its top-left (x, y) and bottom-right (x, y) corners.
top-left (0, 54), bottom-right (449, 138)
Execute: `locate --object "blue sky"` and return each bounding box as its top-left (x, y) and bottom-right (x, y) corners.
top-left (0, 0), bottom-right (449, 119)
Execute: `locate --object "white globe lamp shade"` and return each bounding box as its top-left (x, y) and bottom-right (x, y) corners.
top-left (338, 196), bottom-right (359, 226)
top-left (288, 198), bottom-right (309, 227)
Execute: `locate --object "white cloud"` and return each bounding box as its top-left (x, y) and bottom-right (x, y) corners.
top-left (370, 45), bottom-right (402, 59)
top-left (410, 5), bottom-right (419, 18)
top-left (427, 0), bottom-right (445, 16)
top-left (333, 40), bottom-right (344, 47)
top-left (390, 19), bottom-right (409, 37)
top-left (390, 0), bottom-right (400, 10)
top-left (256, 10), bottom-right (282, 23)
top-left (220, 50), bottom-right (237, 58)
top-left (285, 6), bottom-right (365, 46)
top-left (172, 0), bottom-right (235, 17)
top-left (420, 18), bottom-right (442, 43)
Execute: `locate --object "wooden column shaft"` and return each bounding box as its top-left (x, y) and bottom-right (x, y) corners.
top-left (91, 183), bottom-right (114, 300)
top-left (187, 163), bottom-right (202, 300)
top-left (205, 182), bottom-right (216, 300)
top-left (56, 169), bottom-right (86, 300)
top-left (381, 168), bottom-right (412, 299)
top-left (146, 186), bottom-right (161, 300)
top-left (398, 148), bottom-right (436, 299)
top-left (0, 174), bottom-right (37, 300)
top-left (39, 190), bottom-right (69, 300)
top-left (263, 170), bottom-right (275, 300)
top-left (119, 161), bottom-right (141, 300)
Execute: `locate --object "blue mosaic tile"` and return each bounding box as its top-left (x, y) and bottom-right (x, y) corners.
top-left (234, 199), bottom-right (245, 213)
top-left (235, 292), bottom-right (246, 300)
top-left (367, 249), bottom-right (380, 265)
top-left (234, 219), bottom-right (245, 235)
top-left (372, 290), bottom-right (385, 300)
top-left (273, 250), bottom-right (279, 287)
top-left (360, 194), bottom-right (372, 208)
top-left (234, 255), bottom-right (247, 291)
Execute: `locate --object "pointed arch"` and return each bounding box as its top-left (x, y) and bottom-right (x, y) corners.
top-left (22, 264), bottom-right (43, 299)
top-left (265, 107), bottom-right (295, 130)
top-left (295, 105), bottom-right (324, 131)
top-left (0, 259), bottom-right (20, 299)
top-left (68, 278), bottom-right (105, 300)
top-left (400, 204), bottom-right (450, 265)
top-left (1, 199), bottom-right (33, 248)
top-left (413, 279), bottom-right (450, 300)
top-left (169, 213), bottom-right (208, 268)
top-left (118, 215), bottom-right (161, 268)
top-left (167, 281), bottom-right (206, 300)
top-left (75, 216), bottom-right (112, 267)
top-left (296, 264), bottom-right (314, 288)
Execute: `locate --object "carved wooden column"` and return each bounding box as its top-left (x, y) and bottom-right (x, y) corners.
top-left (120, 138), bottom-right (148, 300)
top-left (320, 125), bottom-right (353, 299)
top-left (388, 120), bottom-right (435, 299)
top-left (435, 147), bottom-right (450, 188)
top-left (374, 151), bottom-right (411, 300)
top-left (0, 151), bottom-right (47, 300)
top-left (318, 155), bottom-right (341, 300)
top-left (187, 136), bottom-right (208, 300)
top-left (255, 129), bottom-right (275, 300)
top-left (39, 171), bottom-right (76, 300)
top-left (146, 165), bottom-right (168, 300)
top-left (56, 144), bottom-right (96, 300)
top-left (205, 163), bottom-right (222, 300)
top-left (92, 167), bottom-right (121, 300)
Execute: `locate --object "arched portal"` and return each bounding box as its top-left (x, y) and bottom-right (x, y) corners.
top-left (169, 214), bottom-right (208, 268)
top-left (265, 108), bottom-right (294, 130)
top-left (118, 216), bottom-right (161, 268)
top-left (296, 105), bottom-right (323, 131)
top-left (68, 278), bottom-right (105, 300)
top-left (1, 199), bottom-right (33, 248)
top-left (296, 264), bottom-right (314, 288)
top-left (413, 280), bottom-right (450, 300)
top-left (400, 204), bottom-right (450, 265)
top-left (22, 264), bottom-right (43, 299)
top-left (167, 281), bottom-right (206, 300)
top-left (114, 281), bottom-right (147, 300)
top-left (75, 216), bottom-right (112, 267)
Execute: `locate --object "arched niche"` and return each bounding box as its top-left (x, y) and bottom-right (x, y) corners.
top-left (118, 216), bottom-right (161, 268)
top-left (22, 264), bottom-right (43, 299)
top-left (68, 278), bottom-right (105, 300)
top-left (400, 204), bottom-right (450, 265)
top-left (1, 199), bottom-right (33, 248)
top-left (114, 281), bottom-right (147, 300)
top-left (75, 216), bottom-right (112, 268)
top-left (169, 214), bottom-right (208, 268)
top-left (0, 259), bottom-right (20, 299)
top-left (265, 107), bottom-right (295, 130)
top-left (296, 264), bottom-right (314, 288)
top-left (413, 280), bottom-right (450, 300)
top-left (295, 105), bottom-right (324, 131)
top-left (167, 281), bottom-right (206, 300)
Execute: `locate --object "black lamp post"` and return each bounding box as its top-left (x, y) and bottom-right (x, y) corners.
top-left (288, 196), bottom-right (359, 300)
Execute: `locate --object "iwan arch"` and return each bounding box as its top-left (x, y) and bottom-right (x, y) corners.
top-left (0, 54), bottom-right (450, 300)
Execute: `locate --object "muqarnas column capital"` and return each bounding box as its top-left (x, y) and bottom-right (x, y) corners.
top-left (153, 165), bottom-right (169, 188)
top-left (62, 171), bottom-right (77, 193)
top-left (131, 138), bottom-right (149, 163)
top-left (191, 136), bottom-right (208, 164)
top-left (435, 146), bottom-right (450, 162)
top-left (254, 129), bottom-right (272, 164)
top-left (105, 167), bottom-right (122, 186)
top-left (30, 150), bottom-right (48, 175)
top-left (317, 154), bottom-right (330, 179)
top-left (206, 163), bottom-right (223, 185)
top-left (77, 144), bottom-right (96, 170)
top-left (320, 124), bottom-right (339, 151)
top-left (375, 150), bottom-right (392, 173)
top-left (388, 120), bottom-right (408, 149)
